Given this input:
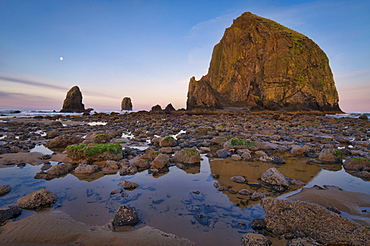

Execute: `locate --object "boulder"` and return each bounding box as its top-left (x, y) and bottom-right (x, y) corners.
top-left (45, 135), bottom-right (83, 149)
top-left (119, 164), bottom-right (138, 175)
top-left (119, 180), bottom-right (139, 190)
top-left (150, 154), bottom-right (169, 169)
top-left (112, 205), bottom-right (139, 227)
top-left (241, 233), bottom-right (271, 246)
top-left (186, 12), bottom-right (341, 112)
top-left (159, 136), bottom-right (176, 147)
top-left (74, 164), bottom-right (99, 174)
top-left (319, 149), bottom-right (340, 163)
top-left (216, 149), bottom-right (231, 158)
top-left (261, 167), bottom-right (289, 187)
top-left (66, 143), bottom-right (122, 161)
top-left (173, 148), bottom-right (201, 164)
top-left (0, 185), bottom-right (11, 196)
top-left (0, 205), bottom-right (22, 223)
top-left (250, 218), bottom-right (266, 230)
top-left (104, 160), bottom-right (121, 170)
top-left (35, 163), bottom-right (75, 180)
top-left (261, 198), bottom-right (370, 245)
top-left (60, 86), bottom-right (85, 113)
top-left (121, 97), bottom-right (133, 111)
top-left (17, 188), bottom-right (58, 209)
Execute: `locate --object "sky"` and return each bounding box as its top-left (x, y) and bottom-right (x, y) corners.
top-left (0, 0), bottom-right (369, 112)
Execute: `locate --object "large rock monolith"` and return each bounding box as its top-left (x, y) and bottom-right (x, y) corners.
top-left (60, 86), bottom-right (85, 112)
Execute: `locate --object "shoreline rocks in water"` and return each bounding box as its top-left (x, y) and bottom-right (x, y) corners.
top-left (17, 188), bottom-right (58, 210)
top-left (260, 198), bottom-right (370, 245)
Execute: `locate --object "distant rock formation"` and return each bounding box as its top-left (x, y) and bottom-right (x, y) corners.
top-left (121, 97), bottom-right (133, 111)
top-left (60, 86), bottom-right (85, 113)
top-left (187, 12), bottom-right (342, 112)
top-left (151, 104), bottom-right (162, 112)
top-left (164, 103), bottom-right (176, 113)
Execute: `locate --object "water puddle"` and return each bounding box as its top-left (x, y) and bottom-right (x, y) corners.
top-left (0, 155), bottom-right (369, 245)
top-left (29, 145), bottom-right (54, 155)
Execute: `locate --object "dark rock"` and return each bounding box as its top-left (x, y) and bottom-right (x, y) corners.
top-left (112, 205), bottom-right (139, 227)
top-left (151, 104), bottom-right (162, 112)
top-left (0, 185), bottom-right (11, 196)
top-left (60, 86), bottom-right (85, 113)
top-left (241, 233), bottom-right (271, 246)
top-left (121, 97), bottom-right (133, 111)
top-left (251, 192), bottom-right (266, 200)
top-left (110, 188), bottom-right (123, 195)
top-left (359, 114), bottom-right (368, 120)
top-left (250, 218), bottom-right (266, 230)
top-left (0, 205), bottom-right (22, 223)
top-left (164, 103), bottom-right (176, 113)
top-left (104, 160), bottom-right (121, 170)
top-left (119, 180), bottom-right (139, 190)
top-left (17, 188), bottom-right (58, 209)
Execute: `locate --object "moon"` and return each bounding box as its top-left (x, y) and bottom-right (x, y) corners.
top-left (59, 56), bottom-right (64, 61)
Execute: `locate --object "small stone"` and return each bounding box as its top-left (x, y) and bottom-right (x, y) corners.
top-left (119, 180), bottom-right (139, 190)
top-left (0, 185), bottom-right (12, 196)
top-left (110, 188), bottom-right (123, 195)
top-left (261, 167), bottom-right (289, 187)
top-left (0, 205), bottom-right (22, 223)
top-left (74, 164), bottom-right (99, 174)
top-left (112, 205), bottom-right (139, 227)
top-left (241, 233), bottom-right (271, 246)
top-left (250, 218), bottom-right (266, 230)
top-left (238, 189), bottom-right (252, 196)
top-left (251, 192), bottom-right (266, 200)
top-left (230, 176), bottom-right (246, 184)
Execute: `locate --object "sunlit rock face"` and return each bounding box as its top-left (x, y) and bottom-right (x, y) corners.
top-left (61, 86), bottom-right (85, 113)
top-left (187, 12), bottom-right (342, 112)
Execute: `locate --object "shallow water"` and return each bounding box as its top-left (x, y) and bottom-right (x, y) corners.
top-left (1, 153), bottom-right (370, 245)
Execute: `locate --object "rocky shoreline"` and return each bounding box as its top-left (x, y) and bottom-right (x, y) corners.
top-left (0, 110), bottom-right (369, 245)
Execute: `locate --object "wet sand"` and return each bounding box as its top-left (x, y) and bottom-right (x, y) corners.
top-left (0, 210), bottom-right (194, 246)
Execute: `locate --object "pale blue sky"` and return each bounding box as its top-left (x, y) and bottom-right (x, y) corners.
top-left (0, 0), bottom-right (369, 112)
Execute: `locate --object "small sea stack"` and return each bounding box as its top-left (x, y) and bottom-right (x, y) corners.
top-left (60, 86), bottom-right (85, 113)
top-left (121, 97), bottom-right (133, 111)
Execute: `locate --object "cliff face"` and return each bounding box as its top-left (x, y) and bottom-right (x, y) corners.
top-left (60, 86), bottom-right (85, 113)
top-left (187, 12), bottom-right (341, 111)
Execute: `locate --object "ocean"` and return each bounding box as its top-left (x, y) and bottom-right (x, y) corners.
top-left (0, 109), bottom-right (369, 119)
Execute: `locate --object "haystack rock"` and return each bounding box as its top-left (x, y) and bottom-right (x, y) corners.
top-left (187, 12), bottom-right (342, 112)
top-left (60, 86), bottom-right (85, 112)
top-left (121, 97), bottom-right (133, 111)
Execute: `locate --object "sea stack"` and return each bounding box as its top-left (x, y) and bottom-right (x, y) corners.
top-left (60, 86), bottom-right (85, 113)
top-left (187, 12), bottom-right (342, 112)
top-left (121, 97), bottom-right (133, 111)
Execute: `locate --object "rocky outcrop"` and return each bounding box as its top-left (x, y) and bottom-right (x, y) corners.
top-left (261, 198), bottom-right (370, 245)
top-left (121, 97), bottom-right (133, 111)
top-left (60, 86), bottom-right (85, 113)
top-left (0, 205), bottom-right (22, 223)
top-left (164, 103), bottom-right (176, 113)
top-left (187, 12), bottom-right (342, 112)
top-left (0, 185), bottom-right (11, 196)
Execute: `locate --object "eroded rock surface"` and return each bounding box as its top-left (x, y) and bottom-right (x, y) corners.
top-left (187, 12), bottom-right (341, 112)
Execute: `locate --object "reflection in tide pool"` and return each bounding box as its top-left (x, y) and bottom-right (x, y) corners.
top-left (1, 155), bottom-right (369, 245)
